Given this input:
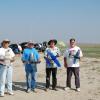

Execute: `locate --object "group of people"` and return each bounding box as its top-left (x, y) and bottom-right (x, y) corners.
top-left (0, 38), bottom-right (83, 97)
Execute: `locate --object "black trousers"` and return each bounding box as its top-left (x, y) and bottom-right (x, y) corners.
top-left (67, 67), bottom-right (80, 88)
top-left (46, 68), bottom-right (57, 89)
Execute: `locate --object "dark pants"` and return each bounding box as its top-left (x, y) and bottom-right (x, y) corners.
top-left (46, 68), bottom-right (57, 89)
top-left (67, 67), bottom-right (80, 88)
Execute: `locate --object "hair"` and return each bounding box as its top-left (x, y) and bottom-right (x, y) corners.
top-left (70, 38), bottom-right (76, 42)
top-left (1, 41), bottom-right (10, 47)
top-left (1, 42), bottom-right (3, 46)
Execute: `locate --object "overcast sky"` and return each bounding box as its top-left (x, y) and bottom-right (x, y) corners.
top-left (0, 0), bottom-right (100, 43)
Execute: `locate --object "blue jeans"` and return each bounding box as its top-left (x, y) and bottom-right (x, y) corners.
top-left (25, 64), bottom-right (37, 90)
top-left (0, 65), bottom-right (13, 95)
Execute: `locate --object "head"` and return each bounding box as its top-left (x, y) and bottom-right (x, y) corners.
top-left (1, 39), bottom-right (10, 48)
top-left (69, 38), bottom-right (76, 48)
top-left (27, 41), bottom-right (34, 49)
top-left (48, 39), bottom-right (57, 48)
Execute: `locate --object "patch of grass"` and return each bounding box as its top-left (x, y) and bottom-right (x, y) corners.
top-left (57, 43), bottom-right (100, 58)
top-left (79, 44), bottom-right (100, 58)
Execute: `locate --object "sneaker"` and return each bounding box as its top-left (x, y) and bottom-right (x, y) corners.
top-left (76, 88), bottom-right (80, 92)
top-left (8, 92), bottom-right (14, 95)
top-left (32, 89), bottom-right (37, 93)
top-left (26, 89), bottom-right (31, 93)
top-left (45, 88), bottom-right (49, 92)
top-left (64, 87), bottom-right (71, 91)
top-left (0, 93), bottom-right (4, 97)
top-left (52, 88), bottom-right (58, 91)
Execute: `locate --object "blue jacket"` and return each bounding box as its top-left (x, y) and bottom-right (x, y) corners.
top-left (22, 48), bottom-right (40, 72)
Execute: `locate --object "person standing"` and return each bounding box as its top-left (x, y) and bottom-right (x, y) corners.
top-left (0, 39), bottom-right (15, 97)
top-left (22, 41), bottom-right (41, 93)
top-left (64, 38), bottom-right (83, 92)
top-left (44, 39), bottom-right (61, 91)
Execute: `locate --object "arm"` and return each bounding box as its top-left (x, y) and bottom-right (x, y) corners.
top-left (35, 50), bottom-right (41, 63)
top-left (44, 48), bottom-right (51, 59)
top-left (21, 49), bottom-right (28, 63)
top-left (56, 48), bottom-right (61, 57)
top-left (64, 57), bottom-right (68, 68)
top-left (64, 50), bottom-right (68, 68)
top-left (10, 57), bottom-right (15, 62)
top-left (9, 48), bottom-right (15, 62)
top-left (0, 56), bottom-right (4, 61)
top-left (80, 48), bottom-right (83, 61)
top-left (0, 57), bottom-right (5, 65)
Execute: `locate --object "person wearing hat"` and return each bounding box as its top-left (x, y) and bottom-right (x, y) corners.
top-left (22, 41), bottom-right (41, 93)
top-left (0, 39), bottom-right (15, 97)
top-left (44, 39), bottom-right (61, 91)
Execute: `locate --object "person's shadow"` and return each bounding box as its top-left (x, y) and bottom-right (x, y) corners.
top-left (13, 81), bottom-right (66, 92)
top-left (13, 82), bottom-right (26, 92)
top-left (13, 81), bottom-right (46, 92)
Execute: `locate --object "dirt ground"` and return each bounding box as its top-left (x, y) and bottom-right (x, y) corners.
top-left (1, 55), bottom-right (100, 100)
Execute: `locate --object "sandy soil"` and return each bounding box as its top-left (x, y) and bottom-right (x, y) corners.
top-left (1, 54), bottom-right (100, 100)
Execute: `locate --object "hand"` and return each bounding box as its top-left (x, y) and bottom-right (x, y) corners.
top-left (0, 59), bottom-right (4, 62)
top-left (30, 60), bottom-right (41, 64)
top-left (64, 57), bottom-right (67, 68)
top-left (74, 56), bottom-right (80, 59)
top-left (10, 57), bottom-right (15, 62)
top-left (44, 56), bottom-right (52, 61)
top-left (56, 53), bottom-right (60, 57)
top-left (64, 63), bottom-right (67, 68)
top-left (37, 60), bottom-right (41, 63)
top-left (10, 59), bottom-right (15, 62)
top-left (22, 61), bottom-right (27, 63)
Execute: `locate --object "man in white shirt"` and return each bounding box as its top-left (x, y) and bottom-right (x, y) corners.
top-left (0, 39), bottom-right (15, 97)
top-left (64, 38), bottom-right (83, 92)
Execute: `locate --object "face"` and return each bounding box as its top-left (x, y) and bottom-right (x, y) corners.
top-left (70, 40), bottom-right (76, 48)
top-left (28, 43), bottom-right (34, 48)
top-left (2, 42), bottom-right (9, 48)
top-left (50, 41), bottom-right (55, 48)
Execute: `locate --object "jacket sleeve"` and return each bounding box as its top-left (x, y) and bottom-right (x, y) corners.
top-left (22, 49), bottom-right (28, 61)
top-left (35, 50), bottom-right (40, 61)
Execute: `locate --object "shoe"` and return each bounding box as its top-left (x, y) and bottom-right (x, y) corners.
top-left (32, 89), bottom-right (37, 93)
top-left (52, 88), bottom-right (58, 91)
top-left (76, 88), bottom-right (80, 92)
top-left (7, 92), bottom-right (14, 95)
top-left (0, 93), bottom-right (4, 97)
top-left (45, 88), bottom-right (49, 92)
top-left (64, 87), bottom-right (71, 91)
top-left (8, 92), bottom-right (14, 95)
top-left (26, 89), bottom-right (31, 93)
